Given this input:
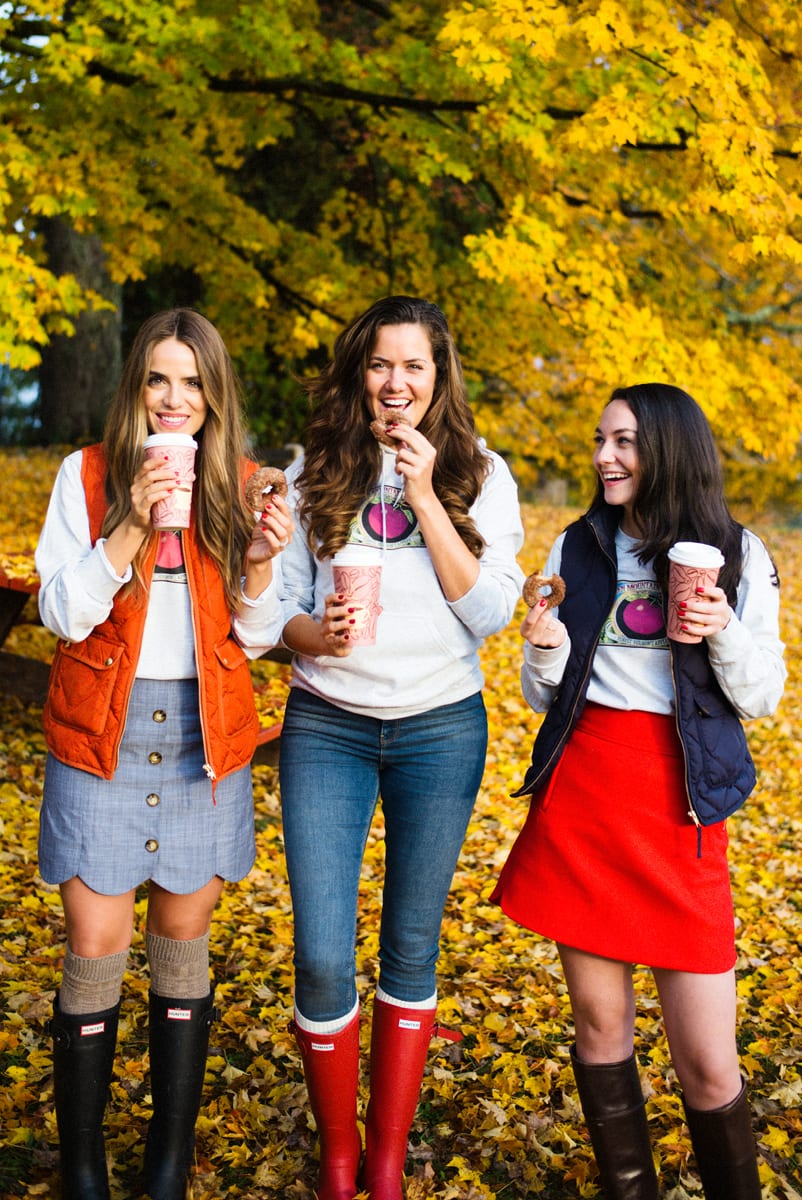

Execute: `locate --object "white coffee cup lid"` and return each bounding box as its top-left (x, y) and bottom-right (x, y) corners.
top-left (143, 433), bottom-right (198, 448)
top-left (333, 545), bottom-right (383, 565)
top-left (667, 541), bottom-right (725, 569)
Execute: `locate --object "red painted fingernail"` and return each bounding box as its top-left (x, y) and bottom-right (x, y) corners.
top-left (349, 619), bottom-right (355, 625)
top-left (680, 623), bottom-right (689, 632)
top-left (347, 607), bottom-right (355, 614)
top-left (695, 586), bottom-right (705, 594)
top-left (539, 598), bottom-right (548, 608)
top-left (678, 602), bottom-right (687, 612)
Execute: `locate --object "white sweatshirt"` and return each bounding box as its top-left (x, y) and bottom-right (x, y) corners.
top-left (280, 446), bottom-right (525, 718)
top-left (522, 525), bottom-right (786, 720)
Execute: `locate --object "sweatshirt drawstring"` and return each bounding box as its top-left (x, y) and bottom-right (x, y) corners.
top-left (380, 476), bottom-right (388, 555)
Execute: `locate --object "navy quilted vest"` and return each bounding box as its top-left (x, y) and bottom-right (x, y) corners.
top-left (514, 505), bottom-right (755, 826)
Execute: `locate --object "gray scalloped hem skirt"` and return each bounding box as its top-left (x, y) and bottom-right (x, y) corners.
top-left (39, 677), bottom-right (256, 896)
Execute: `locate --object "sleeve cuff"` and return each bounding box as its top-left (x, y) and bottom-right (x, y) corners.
top-left (238, 577), bottom-right (276, 610)
top-left (96, 539), bottom-right (133, 584)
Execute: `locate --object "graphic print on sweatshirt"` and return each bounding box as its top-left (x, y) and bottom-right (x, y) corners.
top-left (599, 579), bottom-right (668, 649)
top-left (347, 484), bottom-right (425, 550)
top-left (154, 530), bottom-right (188, 583)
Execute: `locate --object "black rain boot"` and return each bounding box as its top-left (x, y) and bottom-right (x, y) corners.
top-left (683, 1079), bottom-right (762, 1200)
top-left (142, 990), bottom-right (218, 1200)
top-left (50, 994), bottom-right (120, 1200)
top-left (570, 1045), bottom-right (659, 1199)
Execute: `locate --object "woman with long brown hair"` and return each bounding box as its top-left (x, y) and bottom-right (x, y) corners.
top-left (35, 308), bottom-right (293, 1200)
top-left (278, 295), bottom-right (524, 1200)
top-left (494, 383), bottom-right (786, 1199)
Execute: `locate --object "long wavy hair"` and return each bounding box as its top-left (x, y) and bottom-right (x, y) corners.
top-left (590, 382), bottom-right (750, 602)
top-left (101, 308), bottom-right (252, 608)
top-left (297, 296), bottom-right (489, 559)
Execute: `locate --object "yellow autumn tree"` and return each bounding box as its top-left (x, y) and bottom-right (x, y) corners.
top-left (1, 1), bottom-right (800, 500)
top-left (436, 0), bottom-right (802, 502)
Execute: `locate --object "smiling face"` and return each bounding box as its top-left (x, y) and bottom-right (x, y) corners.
top-left (144, 337), bottom-right (208, 437)
top-left (593, 398), bottom-right (642, 533)
top-left (364, 323), bottom-right (437, 430)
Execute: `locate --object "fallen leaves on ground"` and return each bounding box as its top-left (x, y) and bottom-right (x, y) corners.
top-left (0, 450), bottom-right (799, 1198)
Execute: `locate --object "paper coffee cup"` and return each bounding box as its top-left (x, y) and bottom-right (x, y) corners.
top-left (332, 546), bottom-right (383, 645)
top-left (666, 541), bottom-right (725, 643)
top-left (143, 433), bottom-right (198, 530)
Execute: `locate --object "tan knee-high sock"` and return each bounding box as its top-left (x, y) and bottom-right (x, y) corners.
top-left (146, 931), bottom-right (210, 998)
top-left (58, 946), bottom-right (128, 1014)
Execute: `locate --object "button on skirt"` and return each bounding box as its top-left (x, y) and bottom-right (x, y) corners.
top-left (39, 677), bottom-right (256, 896)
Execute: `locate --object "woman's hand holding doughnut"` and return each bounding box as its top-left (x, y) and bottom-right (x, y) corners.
top-left (521, 571), bottom-right (567, 648)
top-left (246, 466), bottom-right (289, 514)
top-left (522, 572), bottom-right (566, 609)
top-left (381, 422), bottom-right (437, 507)
top-left (244, 466), bottom-right (293, 563)
top-left (370, 411), bottom-right (412, 447)
top-left (246, 494), bottom-right (293, 563)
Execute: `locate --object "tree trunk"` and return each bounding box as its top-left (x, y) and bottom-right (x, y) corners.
top-left (38, 219), bottom-right (122, 444)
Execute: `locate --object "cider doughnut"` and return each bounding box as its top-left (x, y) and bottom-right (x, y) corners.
top-left (246, 466), bottom-right (288, 514)
top-left (523, 571), bottom-right (566, 609)
top-left (370, 410), bottom-right (412, 447)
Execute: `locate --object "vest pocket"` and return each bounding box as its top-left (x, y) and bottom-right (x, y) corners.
top-left (213, 638), bottom-right (257, 737)
top-left (46, 636), bottom-right (124, 736)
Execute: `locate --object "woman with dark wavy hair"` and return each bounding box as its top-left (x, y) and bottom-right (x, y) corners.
top-left (35, 308), bottom-right (293, 1200)
top-left (494, 383), bottom-right (786, 1199)
top-left (278, 296), bottom-right (524, 1199)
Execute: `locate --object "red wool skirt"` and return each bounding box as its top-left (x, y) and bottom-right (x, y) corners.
top-left (492, 703), bottom-right (736, 973)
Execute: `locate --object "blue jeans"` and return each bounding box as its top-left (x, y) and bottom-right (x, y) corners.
top-left (279, 688), bottom-right (488, 1020)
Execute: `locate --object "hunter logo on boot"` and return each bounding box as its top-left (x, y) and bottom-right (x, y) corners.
top-left (166, 1006), bottom-right (192, 1021)
top-left (79, 1021), bottom-right (106, 1036)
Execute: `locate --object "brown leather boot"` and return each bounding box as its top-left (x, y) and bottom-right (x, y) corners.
top-left (683, 1079), bottom-right (762, 1199)
top-left (570, 1045), bottom-right (659, 1199)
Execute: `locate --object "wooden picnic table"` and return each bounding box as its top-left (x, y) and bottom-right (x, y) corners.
top-left (0, 562), bottom-right (40, 648)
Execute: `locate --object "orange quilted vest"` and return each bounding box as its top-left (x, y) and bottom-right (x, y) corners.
top-left (42, 444), bottom-right (259, 785)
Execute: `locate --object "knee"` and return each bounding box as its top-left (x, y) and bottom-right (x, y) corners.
top-left (571, 994), bottom-right (636, 1063)
top-left (676, 1056), bottom-right (743, 1111)
top-left (147, 915), bottom-right (211, 941)
top-left (67, 933), bottom-right (131, 958)
top-left (377, 931), bottom-right (439, 1000)
top-left (294, 950), bottom-right (354, 1022)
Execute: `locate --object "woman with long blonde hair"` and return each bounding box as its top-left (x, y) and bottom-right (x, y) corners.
top-left (35, 308), bottom-right (293, 1200)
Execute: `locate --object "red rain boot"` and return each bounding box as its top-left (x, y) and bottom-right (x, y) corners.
top-left (362, 998), bottom-right (439, 1200)
top-left (292, 1009), bottom-right (362, 1200)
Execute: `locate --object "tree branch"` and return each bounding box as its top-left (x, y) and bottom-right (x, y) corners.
top-left (733, 1), bottom-right (797, 63)
top-left (206, 73), bottom-right (481, 113)
top-left (725, 292), bottom-right (802, 328)
top-left (347, 0), bottom-right (393, 17)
